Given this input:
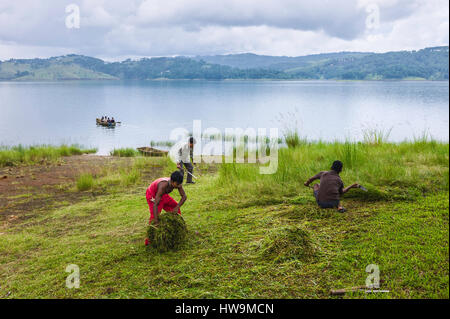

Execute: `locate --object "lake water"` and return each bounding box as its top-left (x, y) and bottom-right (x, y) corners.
top-left (0, 80), bottom-right (448, 155)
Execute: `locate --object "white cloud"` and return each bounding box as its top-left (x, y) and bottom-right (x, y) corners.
top-left (0, 0), bottom-right (447, 60)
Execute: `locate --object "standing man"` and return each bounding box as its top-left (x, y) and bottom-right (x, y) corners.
top-left (176, 137), bottom-right (196, 184)
top-left (304, 160), bottom-right (359, 213)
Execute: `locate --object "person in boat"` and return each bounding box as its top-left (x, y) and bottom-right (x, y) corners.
top-left (101, 116), bottom-right (104, 121)
top-left (175, 137), bottom-right (196, 184)
top-left (144, 171), bottom-right (187, 245)
top-left (111, 117), bottom-right (115, 123)
top-left (304, 160), bottom-right (359, 213)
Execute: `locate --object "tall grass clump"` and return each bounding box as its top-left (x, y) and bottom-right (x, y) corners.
top-left (284, 130), bottom-right (307, 149)
top-left (338, 141), bottom-right (363, 169)
top-left (276, 110), bottom-right (307, 148)
top-left (110, 148), bottom-right (139, 157)
top-left (0, 144), bottom-right (97, 167)
top-left (412, 129), bottom-right (433, 143)
top-left (76, 173), bottom-right (94, 191)
top-left (121, 167), bottom-right (140, 186)
top-left (362, 127), bottom-right (392, 145)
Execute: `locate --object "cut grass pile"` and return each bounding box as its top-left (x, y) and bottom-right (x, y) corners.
top-left (259, 225), bottom-right (315, 263)
top-left (147, 213), bottom-right (188, 253)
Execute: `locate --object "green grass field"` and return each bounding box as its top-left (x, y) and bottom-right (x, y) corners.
top-left (0, 141), bottom-right (448, 298)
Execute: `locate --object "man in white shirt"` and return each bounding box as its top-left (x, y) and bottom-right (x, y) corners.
top-left (176, 137), bottom-right (196, 184)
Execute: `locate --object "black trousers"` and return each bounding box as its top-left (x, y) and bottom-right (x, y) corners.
top-left (314, 189), bottom-right (339, 208)
top-left (179, 161), bottom-right (194, 183)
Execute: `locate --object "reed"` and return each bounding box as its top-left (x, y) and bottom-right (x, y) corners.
top-left (0, 144), bottom-right (97, 167)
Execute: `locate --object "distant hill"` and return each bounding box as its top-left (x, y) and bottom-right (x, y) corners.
top-left (0, 46), bottom-right (448, 81)
top-left (285, 46), bottom-right (449, 80)
top-left (192, 52), bottom-right (373, 70)
top-left (0, 55), bottom-right (117, 81)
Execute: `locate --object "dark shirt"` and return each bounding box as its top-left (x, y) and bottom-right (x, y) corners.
top-left (311, 170), bottom-right (344, 202)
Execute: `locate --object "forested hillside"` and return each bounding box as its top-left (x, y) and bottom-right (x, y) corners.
top-left (0, 46), bottom-right (447, 81)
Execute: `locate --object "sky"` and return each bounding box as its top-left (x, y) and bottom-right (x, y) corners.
top-left (0, 0), bottom-right (448, 61)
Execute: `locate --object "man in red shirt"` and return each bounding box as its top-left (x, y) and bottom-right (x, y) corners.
top-left (145, 171), bottom-right (187, 245)
top-left (304, 160), bottom-right (359, 213)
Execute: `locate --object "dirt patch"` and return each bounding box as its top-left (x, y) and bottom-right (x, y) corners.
top-left (0, 155), bottom-right (134, 227)
top-left (0, 155), bottom-right (214, 230)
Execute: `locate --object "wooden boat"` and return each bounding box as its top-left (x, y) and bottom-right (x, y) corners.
top-left (137, 147), bottom-right (168, 157)
top-left (96, 118), bottom-right (117, 127)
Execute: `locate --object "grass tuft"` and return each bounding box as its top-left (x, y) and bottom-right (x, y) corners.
top-left (76, 173), bottom-right (94, 191)
top-left (284, 130), bottom-right (307, 148)
top-left (362, 127), bottom-right (392, 145)
top-left (259, 226), bottom-right (315, 263)
top-left (110, 148), bottom-right (139, 157)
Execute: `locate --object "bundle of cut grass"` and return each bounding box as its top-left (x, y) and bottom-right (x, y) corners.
top-left (259, 226), bottom-right (315, 263)
top-left (146, 212), bottom-right (188, 252)
top-left (342, 183), bottom-right (390, 201)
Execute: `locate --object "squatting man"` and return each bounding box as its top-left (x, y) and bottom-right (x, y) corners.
top-left (304, 160), bottom-right (360, 213)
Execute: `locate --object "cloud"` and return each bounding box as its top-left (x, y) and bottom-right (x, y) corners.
top-left (135, 0), bottom-right (370, 39)
top-left (0, 0), bottom-right (447, 60)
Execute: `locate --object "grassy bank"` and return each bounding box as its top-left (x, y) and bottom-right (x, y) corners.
top-left (0, 144), bottom-right (97, 167)
top-left (75, 157), bottom-right (169, 192)
top-left (217, 140), bottom-right (449, 204)
top-left (0, 141), bottom-right (448, 298)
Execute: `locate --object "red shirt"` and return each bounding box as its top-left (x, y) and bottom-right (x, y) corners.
top-left (146, 177), bottom-right (170, 199)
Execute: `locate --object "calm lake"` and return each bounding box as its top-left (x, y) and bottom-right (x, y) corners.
top-left (0, 80), bottom-right (448, 155)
